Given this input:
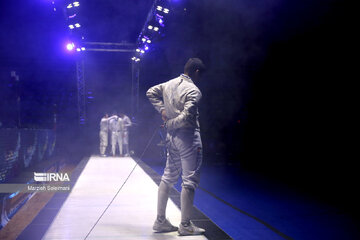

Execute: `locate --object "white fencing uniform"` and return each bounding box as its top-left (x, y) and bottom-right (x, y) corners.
top-left (99, 115), bottom-right (117, 155)
top-left (110, 116), bottom-right (123, 156)
top-left (147, 73), bottom-right (203, 226)
top-left (122, 115), bottom-right (132, 155)
top-left (147, 74), bottom-right (203, 189)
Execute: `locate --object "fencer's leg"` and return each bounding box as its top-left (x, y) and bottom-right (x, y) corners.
top-left (180, 186), bottom-right (195, 225)
top-left (111, 132), bottom-right (116, 156)
top-left (157, 181), bottom-right (171, 220)
top-left (103, 132), bottom-right (108, 156)
top-left (124, 144), bottom-right (129, 155)
top-left (118, 134), bottom-right (123, 156)
top-left (99, 132), bottom-right (103, 155)
top-left (153, 180), bottom-right (179, 232)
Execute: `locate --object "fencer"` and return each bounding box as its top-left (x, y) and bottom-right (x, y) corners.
top-left (119, 113), bottom-right (132, 157)
top-left (99, 113), bottom-right (117, 157)
top-left (146, 58), bottom-right (206, 235)
top-left (109, 113), bottom-right (124, 156)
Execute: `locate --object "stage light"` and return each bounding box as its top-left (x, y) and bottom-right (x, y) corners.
top-left (147, 39), bottom-right (151, 43)
top-left (75, 23), bottom-right (81, 28)
top-left (73, 2), bottom-right (80, 7)
top-left (131, 57), bottom-right (136, 61)
top-left (140, 50), bottom-right (145, 54)
top-left (142, 38), bottom-right (146, 42)
top-left (66, 43), bottom-right (75, 51)
top-left (69, 24), bottom-right (74, 29)
top-left (154, 27), bottom-right (159, 31)
top-left (67, 4), bottom-right (73, 9)
top-left (148, 25), bottom-right (153, 30)
top-left (159, 19), bottom-right (164, 25)
top-left (145, 46), bottom-right (149, 51)
top-left (163, 8), bottom-right (169, 14)
top-left (136, 49), bottom-right (140, 52)
top-left (135, 58), bottom-right (140, 62)
top-left (157, 6), bottom-right (163, 11)
top-left (81, 47), bottom-right (85, 51)
top-left (76, 48), bottom-right (81, 52)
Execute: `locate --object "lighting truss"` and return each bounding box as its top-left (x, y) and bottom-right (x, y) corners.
top-left (132, 0), bottom-right (172, 62)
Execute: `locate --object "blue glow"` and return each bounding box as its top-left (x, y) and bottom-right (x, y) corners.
top-left (9, 191), bottom-right (19, 199)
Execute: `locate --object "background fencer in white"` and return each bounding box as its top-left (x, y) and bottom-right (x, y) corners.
top-left (109, 113), bottom-right (123, 156)
top-left (146, 58), bottom-right (206, 235)
top-left (119, 113), bottom-right (132, 156)
top-left (99, 113), bottom-right (117, 156)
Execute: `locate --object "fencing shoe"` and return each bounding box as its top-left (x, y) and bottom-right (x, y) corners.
top-left (178, 221), bottom-right (205, 236)
top-left (153, 218), bottom-right (178, 233)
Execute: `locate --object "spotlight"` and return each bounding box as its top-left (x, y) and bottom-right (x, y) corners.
top-left (142, 38), bottom-right (146, 42)
top-left (76, 48), bottom-right (81, 52)
top-left (73, 2), bottom-right (80, 7)
top-left (156, 6), bottom-right (163, 11)
top-left (147, 39), bottom-right (151, 43)
top-left (145, 46), bottom-right (149, 51)
top-left (148, 25), bottom-right (153, 30)
top-left (67, 4), bottom-right (73, 9)
top-left (140, 50), bottom-right (145, 54)
top-left (135, 58), bottom-right (140, 62)
top-left (136, 49), bottom-right (140, 52)
top-left (154, 27), bottom-right (159, 31)
top-left (66, 43), bottom-right (75, 51)
top-left (69, 25), bottom-right (74, 29)
top-left (131, 57), bottom-right (136, 61)
top-left (75, 23), bottom-right (81, 28)
top-left (163, 8), bottom-right (169, 14)
top-left (81, 47), bottom-right (85, 51)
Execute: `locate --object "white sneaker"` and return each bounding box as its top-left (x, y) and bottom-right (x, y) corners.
top-left (153, 218), bottom-right (178, 233)
top-left (178, 221), bottom-right (205, 236)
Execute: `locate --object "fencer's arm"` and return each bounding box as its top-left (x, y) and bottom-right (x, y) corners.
top-left (166, 89), bottom-right (202, 131)
top-left (107, 115), bottom-right (118, 121)
top-left (124, 117), bottom-right (132, 127)
top-left (146, 83), bottom-right (165, 114)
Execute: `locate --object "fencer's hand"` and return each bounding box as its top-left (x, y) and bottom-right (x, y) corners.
top-left (161, 110), bottom-right (168, 121)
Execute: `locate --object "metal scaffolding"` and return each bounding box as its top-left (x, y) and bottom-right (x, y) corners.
top-left (131, 61), bottom-right (140, 117)
top-left (76, 59), bottom-right (86, 124)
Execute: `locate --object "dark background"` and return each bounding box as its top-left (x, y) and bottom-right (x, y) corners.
top-left (0, 0), bottom-right (356, 216)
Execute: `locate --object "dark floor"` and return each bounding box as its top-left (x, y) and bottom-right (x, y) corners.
top-left (143, 159), bottom-right (360, 240)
